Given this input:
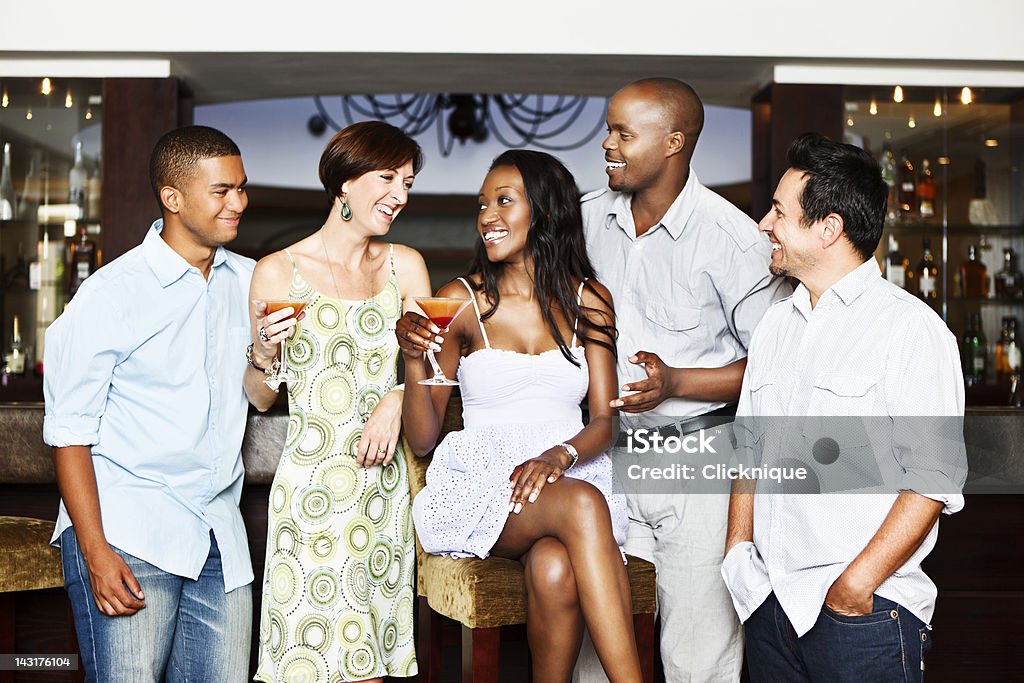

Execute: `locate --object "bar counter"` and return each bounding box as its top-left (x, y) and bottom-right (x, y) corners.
top-left (0, 403), bottom-right (1021, 681)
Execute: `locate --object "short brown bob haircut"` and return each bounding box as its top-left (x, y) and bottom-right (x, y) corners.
top-left (318, 120), bottom-right (424, 205)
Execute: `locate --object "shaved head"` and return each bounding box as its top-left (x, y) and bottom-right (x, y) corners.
top-left (617, 77), bottom-right (704, 145)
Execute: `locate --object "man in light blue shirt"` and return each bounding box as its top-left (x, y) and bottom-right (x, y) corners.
top-left (44, 126), bottom-right (257, 682)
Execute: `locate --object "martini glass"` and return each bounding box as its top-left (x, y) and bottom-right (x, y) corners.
top-left (261, 299), bottom-right (309, 389)
top-left (415, 297), bottom-right (472, 386)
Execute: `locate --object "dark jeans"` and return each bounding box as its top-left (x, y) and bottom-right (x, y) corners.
top-left (745, 591), bottom-right (932, 682)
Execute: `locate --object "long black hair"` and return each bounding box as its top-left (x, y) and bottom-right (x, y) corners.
top-left (467, 149), bottom-right (616, 365)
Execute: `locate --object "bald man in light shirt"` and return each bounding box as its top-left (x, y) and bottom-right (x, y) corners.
top-left (575, 78), bottom-right (789, 682)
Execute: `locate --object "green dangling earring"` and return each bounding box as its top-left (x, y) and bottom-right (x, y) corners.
top-left (340, 195), bottom-right (352, 221)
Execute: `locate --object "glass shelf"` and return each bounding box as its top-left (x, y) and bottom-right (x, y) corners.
top-left (888, 223), bottom-right (1023, 237)
top-left (948, 297), bottom-right (1024, 305)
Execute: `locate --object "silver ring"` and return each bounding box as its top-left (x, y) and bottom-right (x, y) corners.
top-left (258, 327), bottom-right (270, 343)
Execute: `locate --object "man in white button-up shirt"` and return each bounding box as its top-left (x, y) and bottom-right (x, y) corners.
top-left (722, 133), bottom-right (967, 682)
top-left (575, 78), bottom-right (789, 682)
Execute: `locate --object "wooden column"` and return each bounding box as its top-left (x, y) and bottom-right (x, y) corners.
top-left (751, 83), bottom-right (845, 219)
top-left (100, 78), bottom-right (187, 263)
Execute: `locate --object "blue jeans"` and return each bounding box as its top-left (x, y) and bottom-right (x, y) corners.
top-left (61, 528), bottom-right (252, 683)
top-left (745, 591), bottom-right (932, 682)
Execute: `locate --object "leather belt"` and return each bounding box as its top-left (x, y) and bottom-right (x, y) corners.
top-left (614, 404), bottom-right (737, 447)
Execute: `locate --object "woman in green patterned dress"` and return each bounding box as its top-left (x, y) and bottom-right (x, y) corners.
top-left (247, 121), bottom-right (430, 682)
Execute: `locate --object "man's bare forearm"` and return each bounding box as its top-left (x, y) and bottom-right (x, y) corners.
top-left (841, 491), bottom-right (943, 594)
top-left (725, 477), bottom-right (756, 556)
top-left (53, 445), bottom-right (108, 560)
top-left (670, 358), bottom-right (747, 403)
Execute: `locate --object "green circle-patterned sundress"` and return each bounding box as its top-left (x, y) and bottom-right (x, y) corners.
top-left (256, 245), bottom-right (417, 682)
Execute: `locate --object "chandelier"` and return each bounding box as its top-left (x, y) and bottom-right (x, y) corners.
top-left (308, 93), bottom-right (607, 156)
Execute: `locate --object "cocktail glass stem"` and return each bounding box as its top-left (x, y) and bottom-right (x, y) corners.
top-left (424, 347), bottom-right (446, 382)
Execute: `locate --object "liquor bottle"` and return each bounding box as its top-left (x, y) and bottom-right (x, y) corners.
top-left (3, 316), bottom-right (26, 376)
top-left (67, 224), bottom-right (97, 296)
top-left (962, 313), bottom-right (987, 387)
top-left (917, 236), bottom-right (939, 300)
top-left (995, 317), bottom-right (1021, 384)
top-left (917, 158), bottom-right (936, 222)
top-left (994, 247), bottom-right (1023, 299)
top-left (897, 149), bottom-right (916, 220)
top-left (880, 144), bottom-right (898, 226)
top-left (885, 235), bottom-right (908, 288)
top-left (17, 149), bottom-right (43, 220)
top-left (68, 141), bottom-right (87, 219)
top-left (959, 244), bottom-right (989, 298)
top-left (86, 158), bottom-right (102, 219)
top-left (0, 142), bottom-right (14, 221)
top-left (968, 158), bottom-right (998, 226)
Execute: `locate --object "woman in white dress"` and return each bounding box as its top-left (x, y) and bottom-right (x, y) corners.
top-left (397, 150), bottom-right (641, 683)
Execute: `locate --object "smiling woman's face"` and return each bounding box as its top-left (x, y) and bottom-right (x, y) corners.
top-left (477, 165), bottom-right (531, 264)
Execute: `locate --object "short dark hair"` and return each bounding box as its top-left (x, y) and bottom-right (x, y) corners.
top-left (149, 125), bottom-right (241, 200)
top-left (785, 132), bottom-right (887, 260)
top-left (318, 121), bottom-right (424, 205)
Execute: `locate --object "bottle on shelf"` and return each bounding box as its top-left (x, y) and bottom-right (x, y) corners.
top-left (880, 144), bottom-right (898, 226)
top-left (968, 158), bottom-right (999, 226)
top-left (917, 158), bottom-right (936, 222)
top-left (959, 244), bottom-right (989, 298)
top-left (1010, 371), bottom-right (1024, 408)
top-left (897, 149), bottom-right (916, 221)
top-left (86, 157), bottom-right (102, 219)
top-left (995, 317), bottom-right (1021, 385)
top-left (962, 312), bottom-right (987, 387)
top-left (0, 142), bottom-right (15, 221)
top-left (68, 141), bottom-right (88, 220)
top-left (994, 247), bottom-right (1023, 300)
top-left (885, 234), bottom-right (908, 288)
top-left (67, 223), bottom-right (97, 296)
top-left (917, 236), bottom-right (939, 300)
top-left (3, 316), bottom-right (26, 376)
top-left (17, 149), bottom-right (43, 221)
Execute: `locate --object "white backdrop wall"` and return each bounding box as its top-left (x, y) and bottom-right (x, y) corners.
top-left (4, 1), bottom-right (1024, 63)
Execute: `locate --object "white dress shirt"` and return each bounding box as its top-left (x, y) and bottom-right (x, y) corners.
top-left (722, 258), bottom-right (968, 636)
top-left (581, 170), bottom-right (790, 419)
top-left (44, 220), bottom-right (256, 591)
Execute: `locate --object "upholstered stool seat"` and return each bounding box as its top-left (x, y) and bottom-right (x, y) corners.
top-left (0, 516), bottom-right (68, 683)
top-left (408, 397), bottom-right (658, 682)
top-left (417, 551), bottom-right (657, 631)
top-left (0, 516), bottom-right (63, 593)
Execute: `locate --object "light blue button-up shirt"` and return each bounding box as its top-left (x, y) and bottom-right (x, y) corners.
top-left (44, 220), bottom-right (255, 592)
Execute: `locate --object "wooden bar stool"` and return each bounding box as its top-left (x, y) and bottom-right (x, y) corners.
top-left (0, 516), bottom-right (79, 683)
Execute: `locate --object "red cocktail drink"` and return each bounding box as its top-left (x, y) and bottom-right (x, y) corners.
top-left (414, 297), bottom-right (472, 385)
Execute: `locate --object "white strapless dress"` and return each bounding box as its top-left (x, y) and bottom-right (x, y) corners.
top-left (412, 343), bottom-right (628, 559)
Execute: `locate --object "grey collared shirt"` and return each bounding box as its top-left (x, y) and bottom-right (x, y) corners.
top-left (581, 169), bottom-right (790, 419)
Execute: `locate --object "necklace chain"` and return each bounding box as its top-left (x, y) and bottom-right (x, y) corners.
top-left (320, 228), bottom-right (375, 300)
top-left (320, 229), bottom-right (342, 299)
